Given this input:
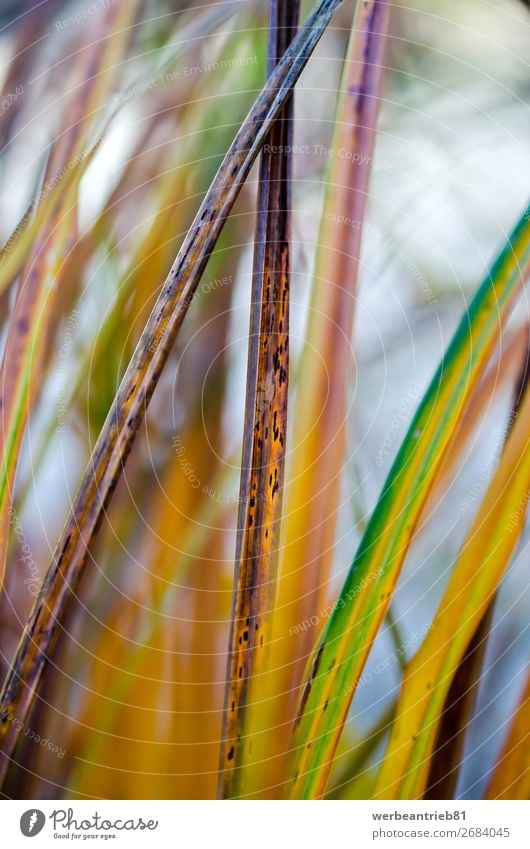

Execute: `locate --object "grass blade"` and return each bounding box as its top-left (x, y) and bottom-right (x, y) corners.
top-left (424, 323), bottom-right (529, 516)
top-left (424, 345), bottom-right (529, 798)
top-left (266, 0), bottom-right (391, 789)
top-left (0, 0), bottom-right (344, 789)
top-left (326, 700), bottom-right (396, 799)
top-left (218, 0), bottom-right (299, 799)
top-left (287, 205), bottom-right (530, 799)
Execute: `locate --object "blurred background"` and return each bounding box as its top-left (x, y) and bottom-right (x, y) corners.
top-left (0, 0), bottom-right (528, 799)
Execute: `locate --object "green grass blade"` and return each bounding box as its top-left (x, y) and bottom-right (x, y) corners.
top-left (423, 352), bottom-right (528, 798)
top-left (288, 204), bottom-right (530, 799)
top-left (374, 378), bottom-right (530, 798)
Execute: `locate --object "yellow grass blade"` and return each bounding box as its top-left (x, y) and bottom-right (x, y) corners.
top-left (374, 383), bottom-right (530, 799)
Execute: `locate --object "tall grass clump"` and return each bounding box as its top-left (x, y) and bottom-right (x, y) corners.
top-left (0, 0), bottom-right (528, 800)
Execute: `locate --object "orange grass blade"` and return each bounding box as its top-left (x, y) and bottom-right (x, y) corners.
top-left (280, 0), bottom-right (391, 647)
top-left (73, 272), bottom-right (234, 800)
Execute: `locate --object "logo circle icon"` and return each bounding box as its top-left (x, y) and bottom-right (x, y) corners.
top-left (20, 810), bottom-right (46, 837)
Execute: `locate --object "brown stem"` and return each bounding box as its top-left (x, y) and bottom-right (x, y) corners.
top-left (218, 0), bottom-right (300, 799)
